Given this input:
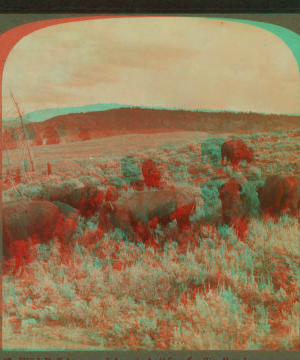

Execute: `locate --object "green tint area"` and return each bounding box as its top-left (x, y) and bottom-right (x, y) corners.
top-left (209, 17), bottom-right (300, 78)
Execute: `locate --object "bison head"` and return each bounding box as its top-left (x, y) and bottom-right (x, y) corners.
top-left (142, 159), bottom-right (162, 188)
top-left (218, 179), bottom-right (245, 225)
top-left (78, 183), bottom-right (105, 218)
top-left (105, 185), bottom-right (119, 203)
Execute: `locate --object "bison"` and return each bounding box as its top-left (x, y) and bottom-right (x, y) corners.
top-left (3, 199), bottom-right (79, 262)
top-left (218, 178), bottom-right (260, 241)
top-left (218, 179), bottom-right (245, 226)
top-left (97, 185), bottom-right (120, 232)
top-left (142, 159), bottom-right (162, 189)
top-left (257, 175), bottom-right (300, 217)
top-left (107, 188), bottom-right (196, 240)
top-left (77, 182), bottom-right (105, 218)
top-left (52, 201), bottom-right (80, 243)
top-left (221, 139), bottom-right (254, 165)
top-left (35, 180), bottom-right (105, 218)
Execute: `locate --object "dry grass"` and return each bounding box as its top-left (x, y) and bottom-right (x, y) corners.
top-left (2, 127), bottom-right (300, 350)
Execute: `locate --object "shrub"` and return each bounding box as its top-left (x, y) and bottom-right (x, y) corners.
top-left (121, 156), bottom-right (142, 185)
top-left (200, 182), bottom-right (221, 222)
top-left (109, 176), bottom-right (127, 189)
top-left (241, 180), bottom-right (260, 217)
top-left (201, 136), bottom-right (225, 166)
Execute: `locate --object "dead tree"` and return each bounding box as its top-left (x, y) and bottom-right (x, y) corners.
top-left (10, 90), bottom-right (35, 172)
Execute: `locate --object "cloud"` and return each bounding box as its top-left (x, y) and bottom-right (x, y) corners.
top-left (2, 17), bottom-right (300, 117)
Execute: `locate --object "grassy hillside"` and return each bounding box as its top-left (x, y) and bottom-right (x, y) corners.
top-left (3, 108), bottom-right (300, 146)
top-left (2, 126), bottom-right (300, 350)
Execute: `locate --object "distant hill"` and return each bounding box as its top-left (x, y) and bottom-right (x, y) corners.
top-left (3, 107), bottom-right (300, 148)
top-left (2, 103), bottom-right (132, 127)
top-left (3, 101), bottom-right (300, 128)
top-left (3, 102), bottom-right (218, 127)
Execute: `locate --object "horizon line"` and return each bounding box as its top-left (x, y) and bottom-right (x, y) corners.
top-left (2, 102), bottom-right (300, 124)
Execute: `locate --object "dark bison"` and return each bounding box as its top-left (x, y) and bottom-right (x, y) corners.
top-left (36, 181), bottom-right (105, 218)
top-left (257, 175), bottom-right (300, 217)
top-left (221, 139), bottom-right (254, 165)
top-left (52, 201), bottom-right (80, 243)
top-left (218, 178), bottom-right (260, 223)
top-left (3, 199), bottom-right (79, 262)
top-left (218, 178), bottom-right (258, 241)
top-left (98, 185), bottom-right (120, 231)
top-left (142, 159), bottom-right (162, 189)
top-left (218, 179), bottom-right (245, 225)
top-left (107, 188), bottom-right (196, 240)
top-left (77, 182), bottom-right (105, 217)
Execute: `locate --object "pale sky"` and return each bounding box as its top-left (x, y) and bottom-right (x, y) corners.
top-left (2, 17), bottom-right (300, 119)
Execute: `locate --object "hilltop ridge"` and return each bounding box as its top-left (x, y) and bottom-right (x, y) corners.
top-left (3, 107), bottom-right (300, 148)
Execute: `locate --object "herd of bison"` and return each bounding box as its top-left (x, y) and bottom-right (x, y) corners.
top-left (3, 138), bottom-right (300, 273)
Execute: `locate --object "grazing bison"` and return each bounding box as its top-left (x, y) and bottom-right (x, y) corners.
top-left (77, 182), bottom-right (105, 218)
top-left (221, 139), bottom-right (254, 165)
top-left (3, 199), bottom-right (79, 261)
top-left (52, 201), bottom-right (80, 242)
top-left (107, 188), bottom-right (196, 240)
top-left (142, 159), bottom-right (162, 189)
top-left (257, 175), bottom-right (300, 217)
top-left (36, 181), bottom-right (105, 218)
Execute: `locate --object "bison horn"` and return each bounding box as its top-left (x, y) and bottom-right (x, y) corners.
top-left (109, 201), bottom-right (114, 211)
top-left (239, 184), bottom-right (247, 199)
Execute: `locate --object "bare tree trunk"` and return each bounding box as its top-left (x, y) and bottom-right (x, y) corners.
top-left (10, 90), bottom-right (35, 171)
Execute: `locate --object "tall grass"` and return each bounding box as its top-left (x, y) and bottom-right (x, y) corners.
top-left (2, 129), bottom-right (300, 350)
